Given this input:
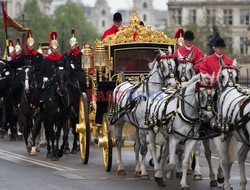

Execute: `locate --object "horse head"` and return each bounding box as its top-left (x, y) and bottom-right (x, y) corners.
top-left (148, 47), bottom-right (176, 87)
top-left (54, 66), bottom-right (68, 97)
top-left (21, 65), bottom-right (35, 94)
top-left (195, 73), bottom-right (217, 121)
top-left (177, 50), bottom-right (195, 83)
top-left (218, 59), bottom-right (240, 89)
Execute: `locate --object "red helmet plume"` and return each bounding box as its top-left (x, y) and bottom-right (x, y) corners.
top-left (49, 30), bottom-right (58, 41)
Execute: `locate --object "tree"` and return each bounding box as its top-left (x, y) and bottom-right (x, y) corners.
top-left (53, 0), bottom-right (99, 53)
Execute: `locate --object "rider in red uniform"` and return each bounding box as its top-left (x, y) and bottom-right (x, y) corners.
top-left (102, 12), bottom-right (123, 40)
top-left (173, 30), bottom-right (205, 74)
top-left (200, 37), bottom-right (233, 80)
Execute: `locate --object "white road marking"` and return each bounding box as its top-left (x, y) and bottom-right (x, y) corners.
top-left (0, 150), bottom-right (75, 171)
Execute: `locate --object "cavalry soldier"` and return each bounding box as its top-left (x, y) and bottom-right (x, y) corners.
top-left (64, 28), bottom-right (86, 92)
top-left (102, 12), bottom-right (123, 40)
top-left (173, 30), bottom-right (204, 74)
top-left (40, 42), bottom-right (50, 59)
top-left (22, 30), bottom-right (43, 82)
top-left (200, 37), bottom-right (233, 80)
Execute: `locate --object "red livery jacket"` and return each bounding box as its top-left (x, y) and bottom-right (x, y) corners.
top-left (173, 45), bottom-right (204, 74)
top-left (200, 53), bottom-right (233, 81)
top-left (102, 25), bottom-right (119, 40)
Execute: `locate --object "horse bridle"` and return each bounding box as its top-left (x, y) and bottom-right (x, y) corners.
top-left (178, 57), bottom-right (193, 82)
top-left (22, 66), bottom-right (37, 92)
top-left (219, 66), bottom-right (239, 88)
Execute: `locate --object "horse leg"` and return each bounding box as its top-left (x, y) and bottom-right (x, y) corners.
top-left (202, 139), bottom-right (217, 187)
top-left (9, 112), bottom-right (17, 141)
top-left (174, 144), bottom-right (184, 179)
top-left (116, 119), bottom-right (126, 175)
top-left (44, 120), bottom-right (51, 158)
top-left (238, 143), bottom-right (250, 190)
top-left (180, 139), bottom-right (196, 189)
top-left (22, 116), bottom-right (30, 152)
top-left (30, 115), bottom-right (43, 156)
top-left (139, 129), bottom-right (150, 180)
top-left (214, 136), bottom-right (233, 190)
top-left (58, 119), bottom-right (70, 158)
top-left (134, 128), bottom-right (141, 177)
top-left (149, 131), bottom-right (161, 179)
top-left (193, 141), bottom-right (202, 180)
top-left (52, 123), bottom-right (62, 161)
top-left (71, 116), bottom-right (78, 154)
top-left (165, 136), bottom-right (178, 176)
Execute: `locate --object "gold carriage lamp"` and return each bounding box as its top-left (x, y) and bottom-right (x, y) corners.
top-left (94, 41), bottom-right (107, 81)
top-left (82, 44), bottom-right (93, 87)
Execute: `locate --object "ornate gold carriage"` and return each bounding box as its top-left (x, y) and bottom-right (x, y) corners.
top-left (76, 11), bottom-right (176, 171)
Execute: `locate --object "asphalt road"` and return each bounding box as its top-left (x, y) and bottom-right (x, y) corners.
top-left (0, 135), bottom-right (249, 190)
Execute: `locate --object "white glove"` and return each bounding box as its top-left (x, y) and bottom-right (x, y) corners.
top-left (7, 56), bottom-right (12, 61)
top-left (43, 77), bottom-right (48, 82)
top-left (70, 64), bottom-right (75, 69)
top-left (4, 71), bottom-right (10, 76)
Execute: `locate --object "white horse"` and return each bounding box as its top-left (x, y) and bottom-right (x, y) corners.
top-left (111, 47), bottom-right (177, 179)
top-left (214, 60), bottom-right (250, 190)
top-left (174, 50), bottom-right (203, 180)
top-left (147, 73), bottom-right (217, 189)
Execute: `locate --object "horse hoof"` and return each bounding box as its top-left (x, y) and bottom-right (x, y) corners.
top-left (176, 172), bottom-right (182, 179)
top-left (181, 186), bottom-right (190, 190)
top-left (118, 170), bottom-right (127, 176)
top-left (193, 174), bottom-right (202, 180)
top-left (134, 171), bottom-right (141, 177)
top-left (223, 184), bottom-right (233, 190)
top-left (71, 149), bottom-right (77, 154)
top-left (39, 143), bottom-right (46, 148)
top-left (149, 158), bottom-right (154, 167)
top-left (64, 148), bottom-right (70, 155)
top-left (57, 149), bottom-right (64, 158)
top-left (26, 146), bottom-right (31, 153)
top-left (210, 180), bottom-right (218, 187)
top-left (51, 156), bottom-right (59, 161)
top-left (46, 153), bottom-right (52, 158)
top-left (140, 174), bottom-right (150, 180)
top-left (154, 177), bottom-right (166, 187)
top-left (187, 169), bottom-right (194, 175)
top-left (166, 171), bottom-right (174, 180)
top-left (217, 176), bottom-right (224, 184)
top-left (29, 147), bottom-right (37, 156)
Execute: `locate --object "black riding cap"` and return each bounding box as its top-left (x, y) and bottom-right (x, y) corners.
top-left (113, 12), bottom-right (122, 22)
top-left (184, 30), bottom-right (195, 40)
top-left (214, 37), bottom-right (226, 47)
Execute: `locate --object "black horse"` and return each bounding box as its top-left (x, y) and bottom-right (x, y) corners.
top-left (0, 60), bottom-right (12, 138)
top-left (41, 67), bottom-right (71, 161)
top-left (19, 65), bottom-right (39, 153)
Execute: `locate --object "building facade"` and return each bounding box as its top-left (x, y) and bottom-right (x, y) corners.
top-left (167, 0), bottom-right (250, 58)
top-left (2, 0), bottom-right (53, 18)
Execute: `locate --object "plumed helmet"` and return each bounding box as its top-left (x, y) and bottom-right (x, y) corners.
top-left (15, 38), bottom-right (22, 53)
top-left (69, 28), bottom-right (78, 47)
top-left (214, 37), bottom-right (226, 48)
top-left (184, 30), bottom-right (195, 40)
top-left (26, 30), bottom-right (35, 47)
top-left (175, 28), bottom-right (185, 46)
top-left (49, 30), bottom-right (59, 49)
top-left (9, 40), bottom-right (15, 54)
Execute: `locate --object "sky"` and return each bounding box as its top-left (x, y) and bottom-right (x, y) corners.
top-left (82, 0), bottom-right (168, 12)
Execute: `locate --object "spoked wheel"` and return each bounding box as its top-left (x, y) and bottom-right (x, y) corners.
top-left (76, 92), bottom-right (90, 164)
top-left (99, 113), bottom-right (112, 172)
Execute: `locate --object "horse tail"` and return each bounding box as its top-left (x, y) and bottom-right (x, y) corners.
top-left (228, 135), bottom-right (238, 163)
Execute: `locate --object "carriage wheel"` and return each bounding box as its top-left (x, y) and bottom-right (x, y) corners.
top-left (76, 93), bottom-right (90, 165)
top-left (99, 113), bottom-right (112, 172)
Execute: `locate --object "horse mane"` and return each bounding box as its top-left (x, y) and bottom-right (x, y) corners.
top-left (181, 74), bottom-right (200, 88)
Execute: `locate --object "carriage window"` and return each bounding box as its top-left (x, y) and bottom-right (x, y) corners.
top-left (115, 49), bottom-right (157, 72)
